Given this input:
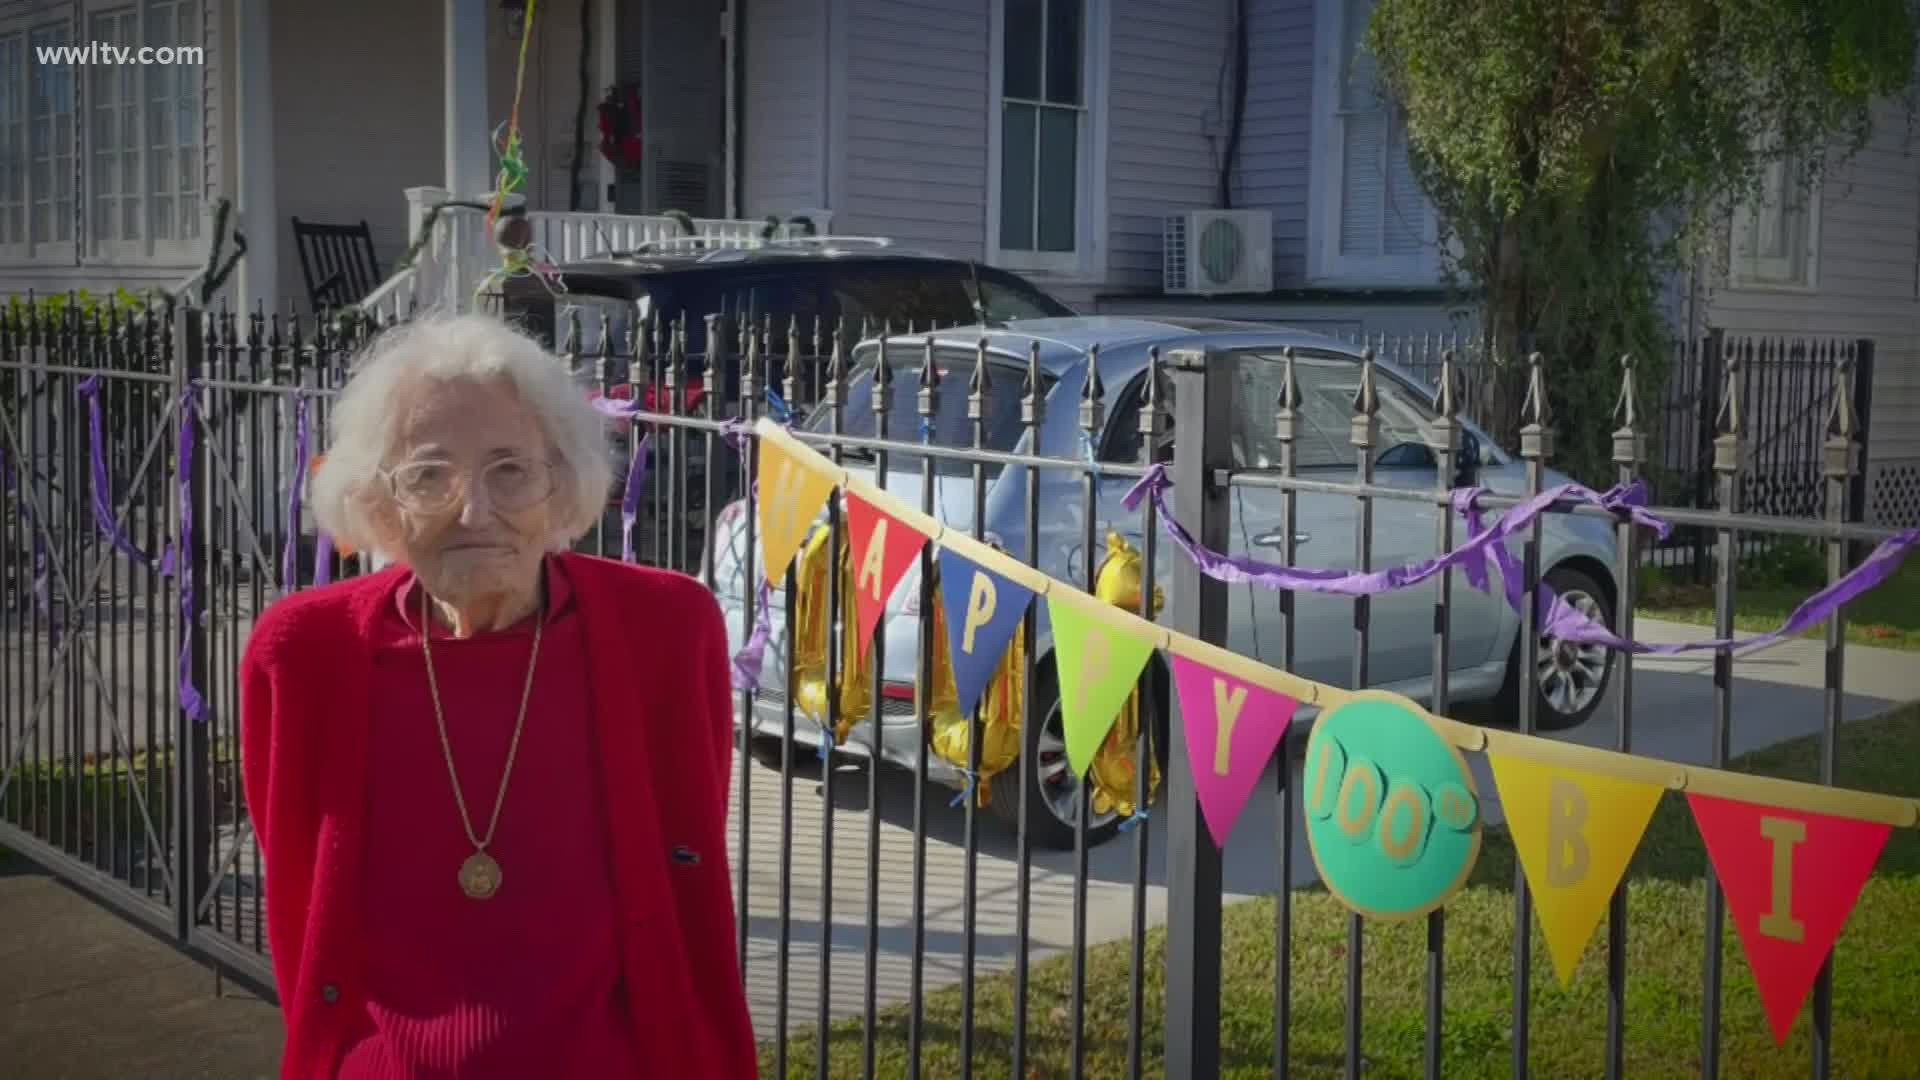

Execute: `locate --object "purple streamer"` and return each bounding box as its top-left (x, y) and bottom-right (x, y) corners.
top-left (1540, 529), bottom-right (1920, 655)
top-left (281, 395), bottom-right (310, 589)
top-left (621, 434), bottom-right (652, 562)
top-left (0, 443), bottom-right (53, 633)
top-left (76, 375), bottom-right (162, 569)
top-left (313, 531), bottom-right (334, 587)
top-left (731, 575), bottom-right (775, 692)
top-left (1125, 464), bottom-right (1914, 657)
top-left (1122, 465), bottom-right (1663, 600)
top-left (175, 389), bottom-right (206, 724)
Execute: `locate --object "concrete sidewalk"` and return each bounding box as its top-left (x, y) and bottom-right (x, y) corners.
top-left (0, 852), bottom-right (282, 1079)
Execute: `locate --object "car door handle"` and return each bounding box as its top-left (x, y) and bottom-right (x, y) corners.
top-left (1252, 529), bottom-right (1311, 548)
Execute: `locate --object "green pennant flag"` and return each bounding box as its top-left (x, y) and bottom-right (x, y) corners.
top-left (1047, 590), bottom-right (1157, 777)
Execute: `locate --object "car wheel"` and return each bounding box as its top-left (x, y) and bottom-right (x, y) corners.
top-left (1497, 564), bottom-right (1615, 731)
top-left (988, 658), bottom-right (1165, 851)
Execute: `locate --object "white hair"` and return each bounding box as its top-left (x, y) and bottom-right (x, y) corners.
top-left (309, 311), bottom-right (613, 558)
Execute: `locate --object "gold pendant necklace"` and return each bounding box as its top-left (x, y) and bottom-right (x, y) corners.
top-left (420, 588), bottom-right (544, 900)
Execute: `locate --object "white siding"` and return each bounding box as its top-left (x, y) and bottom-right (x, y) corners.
top-left (837, 0), bottom-right (989, 258)
top-left (1703, 96), bottom-right (1920, 526)
top-left (742, 0), bottom-right (826, 217)
top-left (1104, 0), bottom-right (1229, 291)
top-left (1238, 0), bottom-right (1313, 286)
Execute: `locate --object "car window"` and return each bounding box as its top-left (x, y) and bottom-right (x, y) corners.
top-left (974, 268), bottom-right (1075, 320)
top-left (1232, 350), bottom-right (1438, 469)
top-left (827, 265), bottom-right (984, 330)
top-left (1101, 371), bottom-right (1176, 465)
top-left (814, 345), bottom-right (1050, 476)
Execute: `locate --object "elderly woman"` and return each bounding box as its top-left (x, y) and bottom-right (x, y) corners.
top-left (239, 313), bottom-right (755, 1078)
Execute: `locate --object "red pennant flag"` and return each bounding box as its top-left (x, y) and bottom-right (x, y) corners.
top-left (1687, 792), bottom-right (1891, 1044)
top-left (844, 490), bottom-right (929, 661)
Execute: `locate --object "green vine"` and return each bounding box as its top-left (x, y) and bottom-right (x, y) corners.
top-left (1366, 0), bottom-right (1917, 485)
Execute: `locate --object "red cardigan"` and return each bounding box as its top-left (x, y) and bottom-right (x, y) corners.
top-left (240, 553), bottom-right (757, 1079)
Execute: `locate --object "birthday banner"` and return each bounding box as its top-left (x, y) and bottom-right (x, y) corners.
top-left (743, 418), bottom-right (1920, 1044)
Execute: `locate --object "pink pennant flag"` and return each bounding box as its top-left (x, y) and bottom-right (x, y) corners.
top-left (1171, 654), bottom-right (1301, 848)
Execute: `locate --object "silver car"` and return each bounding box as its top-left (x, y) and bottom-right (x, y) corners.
top-left (706, 317), bottom-right (1619, 848)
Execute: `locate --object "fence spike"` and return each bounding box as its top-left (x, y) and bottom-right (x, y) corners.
top-left (1520, 351), bottom-right (1554, 461)
top-left (785, 316), bottom-right (803, 407)
top-left (916, 334), bottom-right (940, 426)
top-left (864, 330), bottom-right (886, 417)
top-left (1022, 340), bottom-right (1046, 428)
top-left (1612, 354), bottom-right (1646, 469)
top-left (1080, 342), bottom-right (1104, 436)
top-left (1140, 345), bottom-right (1165, 448)
top-left (1275, 345), bottom-right (1301, 444)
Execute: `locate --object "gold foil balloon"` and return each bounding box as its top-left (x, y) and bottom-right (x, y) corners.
top-left (788, 521), bottom-right (874, 742)
top-left (926, 556), bottom-right (1026, 807)
top-left (1086, 531), bottom-right (1165, 819)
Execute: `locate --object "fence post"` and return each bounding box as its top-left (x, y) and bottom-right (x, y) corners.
top-left (1163, 346), bottom-right (1230, 1077)
top-left (1848, 339), bottom-right (1875, 563)
top-left (1692, 329), bottom-right (1725, 582)
top-left (172, 311), bottom-right (212, 946)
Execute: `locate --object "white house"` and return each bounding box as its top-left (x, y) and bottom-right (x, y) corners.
top-left (2, 0), bottom-right (1915, 525)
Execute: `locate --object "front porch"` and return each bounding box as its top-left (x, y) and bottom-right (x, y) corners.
top-left (240, 0), bottom-right (828, 315)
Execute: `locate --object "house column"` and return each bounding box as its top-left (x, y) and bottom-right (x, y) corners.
top-left (234, 0), bottom-right (276, 314)
top-left (445, 0), bottom-right (491, 200)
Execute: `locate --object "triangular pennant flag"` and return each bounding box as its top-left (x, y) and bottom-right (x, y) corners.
top-left (1047, 590), bottom-right (1157, 778)
top-left (1687, 793), bottom-right (1891, 1044)
top-left (1171, 654), bottom-right (1300, 848)
top-left (844, 491), bottom-right (929, 661)
top-left (936, 546), bottom-right (1036, 718)
top-left (1488, 753), bottom-right (1664, 985)
top-left (756, 438), bottom-right (840, 584)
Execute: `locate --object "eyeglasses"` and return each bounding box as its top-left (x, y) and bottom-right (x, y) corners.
top-left (382, 456), bottom-right (557, 515)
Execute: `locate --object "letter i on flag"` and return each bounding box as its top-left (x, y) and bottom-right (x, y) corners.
top-left (756, 438), bottom-right (840, 583)
top-left (1687, 793), bottom-right (1891, 1045)
top-left (1487, 754), bottom-right (1664, 985)
top-left (1170, 654), bottom-right (1300, 848)
top-left (1047, 589), bottom-right (1157, 778)
top-left (844, 491), bottom-right (929, 660)
top-left (936, 546), bottom-right (1036, 717)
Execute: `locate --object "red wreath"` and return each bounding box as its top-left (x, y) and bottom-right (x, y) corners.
top-left (596, 84), bottom-right (644, 171)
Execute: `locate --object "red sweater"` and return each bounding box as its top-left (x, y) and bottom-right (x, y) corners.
top-left (240, 553), bottom-right (756, 1079)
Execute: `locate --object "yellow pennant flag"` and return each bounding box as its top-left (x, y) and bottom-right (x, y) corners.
top-left (756, 438), bottom-right (840, 584)
top-left (1488, 752), bottom-right (1665, 986)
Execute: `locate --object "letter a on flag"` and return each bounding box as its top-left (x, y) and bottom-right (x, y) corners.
top-left (1047, 589), bottom-right (1156, 778)
top-left (1687, 792), bottom-right (1891, 1044)
top-left (756, 438), bottom-right (839, 584)
top-left (1488, 754), bottom-right (1663, 985)
top-left (844, 491), bottom-right (928, 661)
top-left (1171, 654), bottom-right (1299, 848)
top-left (936, 546), bottom-right (1035, 718)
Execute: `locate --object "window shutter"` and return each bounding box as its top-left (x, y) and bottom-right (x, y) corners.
top-left (1335, 0), bottom-right (1425, 260)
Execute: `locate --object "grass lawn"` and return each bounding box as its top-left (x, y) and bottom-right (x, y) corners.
top-left (1635, 541), bottom-right (1920, 651)
top-left (765, 703), bottom-right (1920, 1078)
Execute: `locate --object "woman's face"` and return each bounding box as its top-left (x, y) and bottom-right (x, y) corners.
top-left (375, 376), bottom-right (564, 605)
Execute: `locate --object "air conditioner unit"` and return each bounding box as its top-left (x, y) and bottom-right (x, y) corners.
top-left (1163, 209), bottom-right (1273, 296)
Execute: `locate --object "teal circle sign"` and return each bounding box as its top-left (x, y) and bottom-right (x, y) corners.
top-left (1301, 695), bottom-right (1481, 922)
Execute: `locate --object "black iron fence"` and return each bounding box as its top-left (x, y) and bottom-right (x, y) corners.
top-left (1, 299), bottom-right (1910, 1078)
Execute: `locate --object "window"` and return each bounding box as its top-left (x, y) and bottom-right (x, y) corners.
top-left (87, 0), bottom-right (201, 259)
top-left (0, 34), bottom-right (23, 246)
top-left (1730, 152), bottom-right (1820, 290)
top-left (0, 1), bottom-right (201, 261)
top-left (1, 20), bottom-right (78, 254)
top-left (991, 0), bottom-right (1104, 278)
top-left (1309, 0), bottom-right (1439, 285)
top-left (1230, 350), bottom-right (1436, 470)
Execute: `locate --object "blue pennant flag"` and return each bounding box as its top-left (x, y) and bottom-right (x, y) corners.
top-left (936, 545), bottom-right (1036, 718)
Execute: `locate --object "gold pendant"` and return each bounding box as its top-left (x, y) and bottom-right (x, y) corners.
top-left (459, 851), bottom-right (502, 899)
